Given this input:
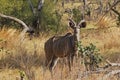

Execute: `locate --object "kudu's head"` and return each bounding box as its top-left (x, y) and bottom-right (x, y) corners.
top-left (68, 19), bottom-right (86, 29)
top-left (68, 18), bottom-right (86, 42)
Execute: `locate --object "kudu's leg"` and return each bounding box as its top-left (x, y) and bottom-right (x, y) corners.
top-left (49, 56), bottom-right (59, 71)
top-left (45, 56), bottom-right (53, 68)
top-left (67, 53), bottom-right (75, 71)
top-left (49, 56), bottom-right (59, 78)
top-left (71, 53), bottom-right (75, 66)
top-left (67, 55), bottom-right (72, 71)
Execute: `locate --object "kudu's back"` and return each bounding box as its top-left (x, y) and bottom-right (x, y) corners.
top-left (44, 33), bottom-right (74, 65)
top-left (53, 33), bottom-right (74, 57)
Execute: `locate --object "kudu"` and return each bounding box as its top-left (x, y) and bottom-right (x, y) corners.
top-left (44, 19), bottom-right (86, 71)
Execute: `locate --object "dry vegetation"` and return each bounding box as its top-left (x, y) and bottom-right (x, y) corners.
top-left (0, 17), bottom-right (120, 80)
top-left (0, 0), bottom-right (120, 80)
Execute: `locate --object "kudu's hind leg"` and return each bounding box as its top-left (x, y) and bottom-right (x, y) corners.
top-left (67, 55), bottom-right (72, 71)
top-left (49, 56), bottom-right (59, 71)
top-left (45, 55), bottom-right (53, 68)
top-left (71, 53), bottom-right (75, 66)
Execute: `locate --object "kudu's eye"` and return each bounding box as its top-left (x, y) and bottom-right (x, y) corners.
top-left (78, 20), bottom-right (86, 28)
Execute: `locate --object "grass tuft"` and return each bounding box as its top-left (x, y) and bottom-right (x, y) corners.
top-left (96, 16), bottom-right (116, 29)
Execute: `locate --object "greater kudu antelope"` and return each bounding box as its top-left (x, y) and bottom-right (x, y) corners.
top-left (44, 19), bottom-right (86, 71)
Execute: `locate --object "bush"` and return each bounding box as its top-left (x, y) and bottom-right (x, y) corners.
top-left (0, 0), bottom-right (35, 28)
top-left (72, 8), bottom-right (83, 23)
top-left (0, 0), bottom-right (65, 33)
top-left (78, 42), bottom-right (103, 71)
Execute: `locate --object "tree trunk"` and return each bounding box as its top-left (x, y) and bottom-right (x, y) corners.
top-left (28, 0), bottom-right (44, 36)
top-left (83, 0), bottom-right (87, 19)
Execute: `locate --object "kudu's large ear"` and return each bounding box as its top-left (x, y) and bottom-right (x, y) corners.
top-left (68, 18), bottom-right (75, 29)
top-left (78, 20), bottom-right (86, 28)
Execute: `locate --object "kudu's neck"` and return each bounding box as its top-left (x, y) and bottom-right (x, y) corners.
top-left (73, 28), bottom-right (80, 56)
top-left (74, 28), bottom-right (80, 43)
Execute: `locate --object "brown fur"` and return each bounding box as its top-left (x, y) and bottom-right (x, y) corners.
top-left (44, 33), bottom-right (74, 71)
top-left (44, 19), bottom-right (86, 71)
top-left (44, 36), bottom-right (55, 66)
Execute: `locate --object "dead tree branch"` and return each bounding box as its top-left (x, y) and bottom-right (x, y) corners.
top-left (106, 60), bottom-right (120, 67)
top-left (111, 8), bottom-right (120, 16)
top-left (108, 0), bottom-right (120, 12)
top-left (102, 70), bottom-right (120, 80)
top-left (108, 2), bottom-right (120, 16)
top-left (0, 13), bottom-right (30, 42)
top-left (97, 0), bottom-right (120, 25)
top-left (78, 60), bottom-right (120, 79)
top-left (0, 13), bottom-right (29, 30)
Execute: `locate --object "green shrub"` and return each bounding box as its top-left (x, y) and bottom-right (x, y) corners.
top-left (78, 42), bottom-right (103, 71)
top-left (72, 8), bottom-right (83, 23)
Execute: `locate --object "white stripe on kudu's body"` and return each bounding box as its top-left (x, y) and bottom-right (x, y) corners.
top-left (44, 19), bottom-right (86, 71)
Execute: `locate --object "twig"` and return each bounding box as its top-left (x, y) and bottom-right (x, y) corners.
top-left (78, 60), bottom-right (120, 79)
top-left (80, 69), bottom-right (111, 78)
top-left (102, 70), bottom-right (120, 80)
top-left (96, 0), bottom-right (120, 25)
top-left (106, 60), bottom-right (120, 67)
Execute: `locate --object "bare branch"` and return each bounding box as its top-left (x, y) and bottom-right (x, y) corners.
top-left (38, 0), bottom-right (44, 11)
top-left (0, 13), bottom-right (29, 30)
top-left (78, 60), bottom-right (120, 79)
top-left (111, 8), bottom-right (120, 16)
top-left (28, 0), bottom-right (36, 15)
top-left (102, 70), bottom-right (120, 80)
top-left (0, 13), bottom-right (30, 42)
top-left (80, 69), bottom-right (110, 78)
top-left (108, 0), bottom-right (120, 11)
top-left (108, 1), bottom-right (120, 16)
top-left (96, 0), bottom-right (120, 25)
top-left (106, 60), bottom-right (120, 67)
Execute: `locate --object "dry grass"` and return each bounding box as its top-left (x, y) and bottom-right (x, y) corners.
top-left (0, 28), bottom-right (47, 80)
top-left (96, 16), bottom-right (116, 29)
top-left (0, 25), bottom-right (120, 80)
top-left (81, 27), bottom-right (120, 52)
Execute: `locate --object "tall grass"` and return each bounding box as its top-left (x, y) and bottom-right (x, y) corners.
top-left (0, 26), bottom-right (120, 80)
top-left (0, 28), bottom-right (47, 80)
top-left (96, 16), bottom-right (116, 29)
